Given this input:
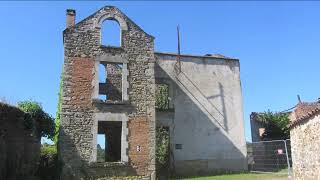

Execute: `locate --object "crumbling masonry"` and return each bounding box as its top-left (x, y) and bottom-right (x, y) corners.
top-left (60, 6), bottom-right (247, 179)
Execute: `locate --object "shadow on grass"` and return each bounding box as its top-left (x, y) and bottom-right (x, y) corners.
top-left (170, 171), bottom-right (289, 180)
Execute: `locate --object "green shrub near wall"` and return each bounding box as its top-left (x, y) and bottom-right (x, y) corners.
top-left (36, 144), bottom-right (59, 180)
top-left (156, 127), bottom-right (170, 179)
top-left (17, 100), bottom-right (55, 139)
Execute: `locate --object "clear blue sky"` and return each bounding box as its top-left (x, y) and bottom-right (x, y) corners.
top-left (1, 1), bottom-right (320, 143)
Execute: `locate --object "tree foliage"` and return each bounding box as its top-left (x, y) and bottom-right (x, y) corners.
top-left (96, 144), bottom-right (105, 162)
top-left (260, 110), bottom-right (290, 140)
top-left (37, 143), bottom-right (59, 180)
top-left (18, 100), bottom-right (55, 140)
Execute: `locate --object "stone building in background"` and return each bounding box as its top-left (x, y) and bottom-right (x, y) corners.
top-left (289, 99), bottom-right (320, 179)
top-left (250, 112), bottom-right (267, 142)
top-left (60, 6), bottom-right (247, 179)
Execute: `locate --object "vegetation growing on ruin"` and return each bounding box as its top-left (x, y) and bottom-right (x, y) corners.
top-left (18, 100), bottom-right (55, 140)
top-left (96, 144), bottom-right (105, 162)
top-left (259, 110), bottom-right (290, 140)
top-left (37, 143), bottom-right (59, 180)
top-left (156, 127), bottom-right (170, 165)
top-left (54, 73), bottom-right (63, 144)
top-left (155, 84), bottom-right (170, 111)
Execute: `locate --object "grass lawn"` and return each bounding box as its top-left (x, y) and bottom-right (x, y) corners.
top-left (172, 173), bottom-right (289, 180)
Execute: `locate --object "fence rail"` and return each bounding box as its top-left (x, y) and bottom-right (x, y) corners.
top-left (248, 139), bottom-right (292, 177)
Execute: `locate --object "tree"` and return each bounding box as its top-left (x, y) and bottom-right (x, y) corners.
top-left (259, 110), bottom-right (290, 140)
top-left (18, 100), bottom-right (55, 140)
top-left (96, 144), bottom-right (105, 162)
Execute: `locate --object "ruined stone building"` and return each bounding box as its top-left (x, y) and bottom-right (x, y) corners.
top-left (250, 112), bottom-right (291, 142)
top-left (60, 6), bottom-right (247, 179)
top-left (289, 100), bottom-right (320, 179)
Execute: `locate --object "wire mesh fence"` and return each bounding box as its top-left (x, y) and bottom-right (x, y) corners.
top-left (248, 139), bottom-right (292, 177)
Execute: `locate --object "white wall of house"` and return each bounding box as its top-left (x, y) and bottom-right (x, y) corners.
top-left (155, 53), bottom-right (247, 175)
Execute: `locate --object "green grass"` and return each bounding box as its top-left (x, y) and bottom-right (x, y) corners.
top-left (172, 173), bottom-right (288, 180)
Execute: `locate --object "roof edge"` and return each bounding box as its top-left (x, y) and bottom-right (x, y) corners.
top-left (289, 101), bottom-right (320, 129)
top-left (155, 51), bottom-right (239, 61)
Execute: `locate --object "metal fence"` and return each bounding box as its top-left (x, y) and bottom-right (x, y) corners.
top-left (248, 139), bottom-right (292, 177)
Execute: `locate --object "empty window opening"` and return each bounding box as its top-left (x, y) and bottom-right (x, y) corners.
top-left (175, 144), bottom-right (182, 150)
top-left (99, 63), bottom-right (123, 101)
top-left (97, 121), bottom-right (122, 162)
top-left (101, 20), bottom-right (121, 47)
top-left (97, 134), bottom-right (106, 162)
top-left (155, 84), bottom-right (170, 111)
top-left (99, 64), bottom-right (107, 100)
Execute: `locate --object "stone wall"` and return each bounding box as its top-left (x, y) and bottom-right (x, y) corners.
top-left (106, 64), bottom-right (122, 101)
top-left (60, 6), bottom-right (156, 180)
top-left (0, 102), bottom-right (41, 180)
top-left (59, 57), bottom-right (95, 174)
top-left (290, 113), bottom-right (320, 179)
top-left (250, 112), bottom-right (265, 142)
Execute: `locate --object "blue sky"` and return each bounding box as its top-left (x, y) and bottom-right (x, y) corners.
top-left (1, 1), bottom-right (320, 144)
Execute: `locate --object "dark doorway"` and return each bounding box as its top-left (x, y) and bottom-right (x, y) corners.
top-left (97, 121), bottom-right (122, 162)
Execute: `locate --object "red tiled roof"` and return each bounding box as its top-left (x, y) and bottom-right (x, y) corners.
top-left (289, 101), bottom-right (320, 128)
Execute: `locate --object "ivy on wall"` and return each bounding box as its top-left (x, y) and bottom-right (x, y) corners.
top-left (156, 127), bottom-right (170, 166)
top-left (155, 84), bottom-right (170, 111)
top-left (54, 73), bottom-right (63, 145)
top-left (18, 100), bottom-right (55, 140)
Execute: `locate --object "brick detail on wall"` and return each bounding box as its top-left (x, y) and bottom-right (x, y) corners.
top-left (128, 117), bottom-right (150, 175)
top-left (60, 57), bottom-right (95, 174)
top-left (60, 6), bottom-right (156, 179)
top-left (65, 58), bottom-right (94, 108)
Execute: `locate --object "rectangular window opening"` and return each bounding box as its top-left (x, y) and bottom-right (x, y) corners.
top-left (175, 144), bottom-right (182, 150)
top-left (155, 84), bottom-right (170, 111)
top-left (97, 121), bottom-right (122, 162)
top-left (99, 62), bottom-right (123, 101)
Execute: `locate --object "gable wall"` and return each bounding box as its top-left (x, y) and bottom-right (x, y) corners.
top-left (61, 6), bottom-right (156, 179)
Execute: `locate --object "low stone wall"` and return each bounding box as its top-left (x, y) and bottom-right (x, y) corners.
top-left (0, 102), bottom-right (41, 180)
top-left (290, 113), bottom-right (320, 179)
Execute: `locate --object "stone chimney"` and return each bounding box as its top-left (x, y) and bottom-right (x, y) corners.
top-left (66, 9), bottom-right (76, 28)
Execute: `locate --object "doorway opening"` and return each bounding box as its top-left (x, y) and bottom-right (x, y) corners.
top-left (97, 121), bottom-right (122, 162)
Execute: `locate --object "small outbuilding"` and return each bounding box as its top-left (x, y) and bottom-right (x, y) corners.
top-left (289, 99), bottom-right (320, 179)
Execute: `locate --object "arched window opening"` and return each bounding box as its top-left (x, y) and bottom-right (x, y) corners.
top-left (101, 20), bottom-right (121, 47)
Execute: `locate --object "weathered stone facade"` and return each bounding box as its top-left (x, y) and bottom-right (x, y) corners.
top-left (60, 5), bottom-right (247, 179)
top-left (60, 6), bottom-right (156, 180)
top-left (289, 101), bottom-right (320, 180)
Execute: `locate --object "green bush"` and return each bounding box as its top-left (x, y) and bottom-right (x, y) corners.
top-left (156, 127), bottom-right (170, 179)
top-left (156, 127), bottom-right (170, 166)
top-left (18, 100), bottom-right (55, 140)
top-left (37, 144), bottom-right (59, 180)
top-left (259, 110), bottom-right (290, 140)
